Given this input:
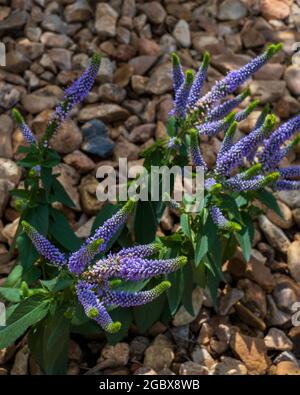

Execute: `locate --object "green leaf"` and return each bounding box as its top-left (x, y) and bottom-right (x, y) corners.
top-left (235, 212), bottom-right (254, 262)
top-left (166, 117), bottom-right (178, 137)
top-left (4, 265), bottom-right (23, 288)
top-left (167, 268), bottom-right (184, 315)
top-left (180, 214), bottom-right (192, 239)
top-left (256, 189), bottom-right (283, 218)
top-left (28, 304), bottom-right (70, 375)
top-left (133, 284), bottom-right (166, 333)
top-left (181, 264), bottom-right (195, 316)
top-left (42, 149), bottom-right (61, 168)
top-left (135, 200), bottom-right (165, 244)
top-left (0, 295), bottom-right (50, 349)
top-left (41, 167), bottom-right (53, 197)
top-left (0, 287), bottom-right (21, 302)
top-left (51, 178), bottom-right (75, 208)
top-left (49, 208), bottom-right (81, 252)
top-left (40, 276), bottom-right (73, 293)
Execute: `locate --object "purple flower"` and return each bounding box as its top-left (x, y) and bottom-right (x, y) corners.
top-left (171, 52), bottom-right (185, 96)
top-left (12, 109), bottom-right (37, 144)
top-left (197, 112), bottom-right (235, 137)
top-left (217, 121), bottom-right (237, 159)
top-left (207, 89), bottom-right (250, 122)
top-left (44, 53), bottom-right (101, 141)
top-left (216, 114), bottom-right (276, 176)
top-left (224, 172), bottom-right (279, 192)
top-left (103, 281), bottom-right (171, 308)
top-left (87, 255), bottom-right (187, 282)
top-left (279, 167), bottom-right (300, 178)
top-left (171, 70), bottom-right (194, 119)
top-left (76, 280), bottom-right (121, 333)
top-left (68, 199), bottom-right (135, 275)
top-left (197, 44), bottom-right (282, 111)
top-left (187, 52), bottom-right (210, 109)
top-left (21, 221), bottom-right (66, 267)
top-left (260, 123), bottom-right (300, 171)
top-left (112, 243), bottom-right (161, 259)
top-left (234, 100), bottom-right (259, 123)
top-left (276, 180), bottom-right (300, 190)
top-left (210, 206), bottom-right (241, 231)
top-left (190, 129), bottom-right (208, 170)
top-left (255, 103), bottom-right (270, 129)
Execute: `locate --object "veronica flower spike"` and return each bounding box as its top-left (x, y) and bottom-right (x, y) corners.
top-left (103, 281), bottom-right (171, 308)
top-left (197, 43), bottom-right (282, 111)
top-left (198, 112), bottom-right (235, 137)
top-left (224, 172), bottom-right (279, 192)
top-left (21, 221), bottom-right (66, 267)
top-left (68, 199), bottom-right (136, 275)
top-left (190, 128), bottom-right (208, 171)
top-left (76, 280), bottom-right (121, 333)
top-left (207, 88), bottom-right (250, 122)
top-left (12, 108), bottom-right (37, 144)
top-left (210, 206), bottom-right (241, 232)
top-left (171, 52), bottom-right (185, 96)
top-left (43, 53), bottom-right (101, 143)
top-left (216, 114), bottom-right (276, 176)
top-left (187, 51), bottom-right (210, 109)
top-left (171, 70), bottom-right (194, 119)
top-left (217, 121), bottom-right (238, 159)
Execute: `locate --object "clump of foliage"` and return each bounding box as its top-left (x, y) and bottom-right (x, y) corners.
top-left (1, 44), bottom-right (300, 374)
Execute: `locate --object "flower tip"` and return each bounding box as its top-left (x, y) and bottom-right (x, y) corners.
top-left (107, 321), bottom-right (122, 334)
top-left (171, 52), bottom-right (180, 66)
top-left (264, 113), bottom-right (277, 129)
top-left (229, 222), bottom-right (242, 232)
top-left (123, 198), bottom-right (137, 212)
top-left (88, 238), bottom-right (104, 254)
top-left (185, 69), bottom-right (194, 85)
top-left (21, 220), bottom-right (31, 232)
top-left (12, 108), bottom-right (23, 124)
top-left (178, 256), bottom-right (188, 267)
top-left (91, 53), bottom-right (101, 66)
top-left (159, 280), bottom-right (171, 291)
top-left (210, 183), bottom-right (222, 193)
top-left (266, 171), bottom-right (280, 183)
top-left (87, 307), bottom-right (99, 319)
top-left (266, 43), bottom-right (282, 58)
top-left (202, 51), bottom-right (211, 66)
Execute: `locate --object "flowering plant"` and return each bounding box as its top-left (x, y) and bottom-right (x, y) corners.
top-left (1, 43), bottom-right (300, 374)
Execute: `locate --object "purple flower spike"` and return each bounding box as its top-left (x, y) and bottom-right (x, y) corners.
top-left (207, 89), bottom-right (250, 122)
top-left (117, 256), bottom-right (187, 281)
top-left (21, 221), bottom-right (66, 267)
top-left (171, 70), bottom-right (194, 119)
top-left (225, 172), bottom-right (279, 192)
top-left (171, 53), bottom-right (185, 96)
top-left (234, 100), bottom-right (259, 123)
top-left (69, 199), bottom-right (136, 275)
top-left (12, 109), bottom-right (37, 144)
top-left (210, 206), bottom-right (241, 231)
top-left (260, 114), bottom-right (300, 170)
top-left (197, 43), bottom-right (282, 111)
top-left (187, 52), bottom-right (210, 109)
top-left (197, 112), bottom-right (235, 137)
top-left (276, 180), bottom-right (300, 190)
top-left (217, 121), bottom-right (237, 159)
top-left (279, 167), bottom-right (300, 178)
top-left (113, 243), bottom-right (161, 259)
top-left (76, 280), bottom-right (121, 333)
top-left (103, 281), bottom-right (171, 308)
top-left (43, 53), bottom-right (101, 142)
top-left (190, 129), bottom-right (208, 171)
top-left (216, 114), bottom-right (276, 176)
